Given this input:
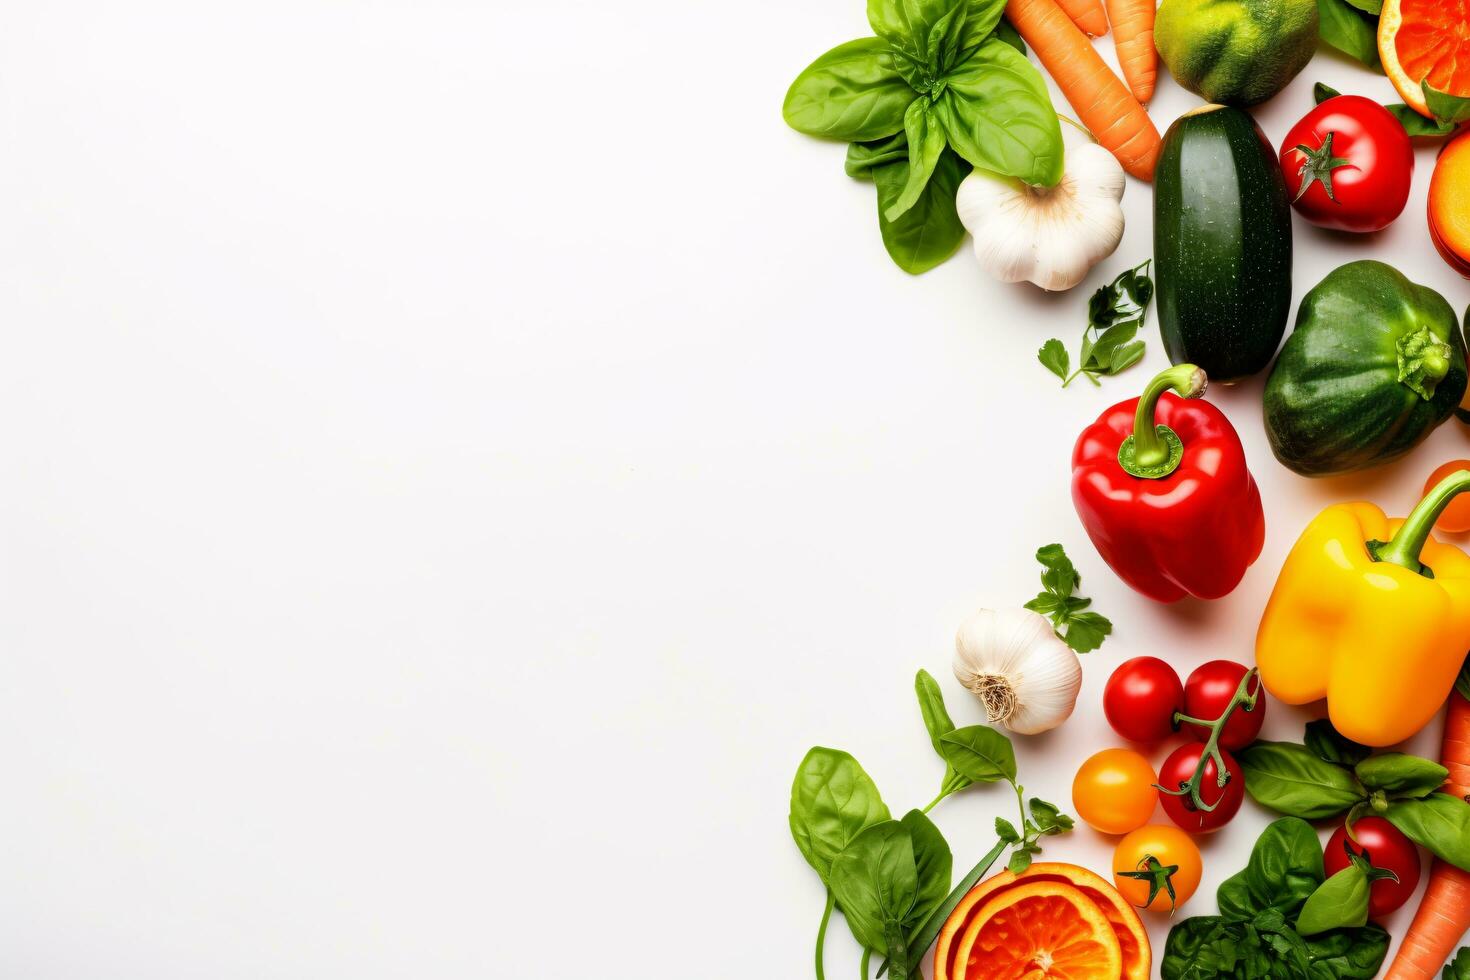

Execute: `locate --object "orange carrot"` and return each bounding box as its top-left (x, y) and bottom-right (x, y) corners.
top-left (1104, 0), bottom-right (1156, 104)
top-left (1004, 0), bottom-right (1160, 181)
top-left (1384, 688), bottom-right (1470, 980)
top-left (1056, 0), bottom-right (1109, 36)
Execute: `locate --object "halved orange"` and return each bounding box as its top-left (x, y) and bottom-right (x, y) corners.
top-left (934, 863), bottom-right (1149, 980)
top-left (952, 880), bottom-right (1123, 980)
top-left (1429, 130), bottom-right (1470, 278)
top-left (1379, 0), bottom-right (1470, 118)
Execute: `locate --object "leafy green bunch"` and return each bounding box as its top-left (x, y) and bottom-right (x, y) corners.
top-left (783, 0), bottom-right (1062, 274)
top-left (1163, 818), bottom-right (1390, 980)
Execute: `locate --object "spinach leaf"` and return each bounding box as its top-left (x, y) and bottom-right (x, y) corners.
top-left (1446, 946), bottom-right (1470, 979)
top-left (1355, 752), bottom-right (1447, 798)
top-left (1425, 81), bottom-right (1470, 126)
top-left (1240, 742), bottom-right (1365, 819)
top-left (783, 39), bottom-right (918, 142)
top-left (1296, 865), bottom-right (1369, 936)
top-left (886, 97), bottom-right (947, 220)
top-left (829, 820), bottom-right (919, 955)
top-left (789, 747), bottom-right (892, 881)
top-left (1316, 0), bottom-right (1381, 68)
top-left (1302, 925), bottom-right (1390, 979)
top-left (900, 809), bottom-right (952, 926)
top-left (1303, 720), bottom-right (1371, 768)
top-left (1217, 817), bottom-right (1323, 922)
top-left (846, 132), bottom-right (910, 177)
top-left (934, 38), bottom-right (1063, 188)
top-left (872, 149), bottom-right (970, 274)
top-left (1385, 793), bottom-right (1470, 870)
top-left (938, 724), bottom-right (1016, 784)
top-left (1161, 918), bottom-right (1244, 979)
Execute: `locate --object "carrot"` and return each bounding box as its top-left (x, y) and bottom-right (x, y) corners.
top-left (1004, 0), bottom-right (1160, 181)
top-left (1103, 0), bottom-right (1156, 104)
top-left (1384, 688), bottom-right (1470, 980)
top-left (1056, 0), bottom-right (1109, 36)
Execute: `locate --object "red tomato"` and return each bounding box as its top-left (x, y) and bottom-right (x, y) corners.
top-left (1104, 657), bottom-right (1185, 743)
top-left (1324, 818), bottom-right (1421, 918)
top-left (1279, 95), bottom-right (1414, 233)
top-left (1158, 742), bottom-right (1244, 833)
top-left (1179, 661), bottom-right (1264, 751)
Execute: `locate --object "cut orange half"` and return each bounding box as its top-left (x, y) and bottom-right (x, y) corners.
top-left (935, 864), bottom-right (1148, 980)
top-left (1380, 0), bottom-right (1470, 117)
top-left (1429, 130), bottom-right (1470, 278)
top-left (951, 880), bottom-right (1123, 980)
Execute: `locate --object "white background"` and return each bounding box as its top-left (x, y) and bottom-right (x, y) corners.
top-left (0, 2), bottom-right (1465, 977)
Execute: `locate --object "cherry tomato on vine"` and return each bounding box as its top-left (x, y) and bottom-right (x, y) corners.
top-left (1072, 748), bottom-right (1159, 835)
top-left (1179, 660), bottom-right (1264, 750)
top-left (1157, 742), bottom-right (1244, 833)
top-left (1279, 95), bottom-right (1414, 233)
top-left (1324, 818), bottom-right (1421, 918)
top-left (1113, 824), bottom-right (1202, 913)
top-left (1104, 657), bottom-right (1185, 742)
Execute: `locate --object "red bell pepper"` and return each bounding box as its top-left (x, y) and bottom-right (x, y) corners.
top-left (1071, 364), bottom-right (1264, 602)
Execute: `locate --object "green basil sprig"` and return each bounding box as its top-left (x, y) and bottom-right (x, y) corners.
top-left (1240, 721), bottom-right (1470, 873)
top-left (1163, 818), bottom-right (1390, 980)
top-left (783, 0), bottom-right (1062, 273)
top-left (1296, 837), bottom-right (1399, 937)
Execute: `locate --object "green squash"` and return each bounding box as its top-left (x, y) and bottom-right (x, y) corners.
top-left (1264, 261), bottom-right (1468, 477)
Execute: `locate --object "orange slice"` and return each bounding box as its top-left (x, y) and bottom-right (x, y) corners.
top-left (1379, 0), bottom-right (1470, 117)
top-left (952, 880), bottom-right (1123, 980)
top-left (1429, 130), bottom-right (1470, 278)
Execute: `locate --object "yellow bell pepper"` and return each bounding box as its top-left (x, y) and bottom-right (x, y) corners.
top-left (1257, 470), bottom-right (1470, 747)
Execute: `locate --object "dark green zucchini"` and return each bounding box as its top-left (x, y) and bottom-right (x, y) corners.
top-left (1153, 105), bottom-right (1293, 382)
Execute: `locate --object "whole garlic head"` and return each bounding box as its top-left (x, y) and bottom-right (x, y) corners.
top-left (953, 608), bottom-right (1082, 735)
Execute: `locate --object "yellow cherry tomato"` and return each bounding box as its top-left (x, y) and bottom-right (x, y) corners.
top-left (1113, 824), bottom-right (1202, 913)
top-left (1426, 460), bottom-right (1470, 533)
top-left (1071, 748), bottom-right (1158, 835)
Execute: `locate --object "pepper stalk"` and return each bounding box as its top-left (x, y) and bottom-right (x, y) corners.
top-left (1370, 469), bottom-right (1470, 576)
top-left (1117, 364), bottom-right (1209, 479)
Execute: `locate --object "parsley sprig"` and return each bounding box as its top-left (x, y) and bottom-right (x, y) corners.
top-left (1023, 544), bottom-right (1112, 653)
top-left (1038, 261), bottom-right (1152, 387)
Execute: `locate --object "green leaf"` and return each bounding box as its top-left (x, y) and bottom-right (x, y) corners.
top-left (1425, 81), bottom-right (1470, 126)
top-left (901, 809), bottom-right (952, 926)
top-left (1341, 0), bottom-right (1380, 13)
top-left (1061, 611), bottom-right (1111, 653)
top-left (1021, 592), bottom-right (1061, 615)
top-left (991, 17), bottom-right (1025, 54)
top-left (1162, 918), bottom-right (1243, 980)
top-left (867, 0), bottom-right (967, 63)
top-left (1034, 543), bottom-right (1077, 597)
top-left (1446, 946), bottom-right (1470, 980)
top-left (783, 39), bottom-right (918, 142)
top-left (994, 817), bottom-right (1020, 842)
top-left (1457, 652), bottom-right (1470, 703)
top-left (872, 147), bottom-right (970, 273)
top-left (1296, 864), bottom-right (1370, 936)
top-left (1239, 742), bottom-right (1366, 820)
top-left (1315, 82), bottom-right (1342, 104)
top-left (829, 820), bottom-right (919, 953)
top-left (939, 725), bottom-right (1017, 784)
top-left (1303, 924), bottom-right (1390, 978)
top-left (1038, 338), bottom-right (1069, 381)
top-left (1390, 103), bottom-right (1457, 137)
top-left (790, 747), bottom-right (892, 883)
top-left (1028, 798), bottom-right (1072, 834)
top-left (1007, 848), bottom-right (1033, 874)
top-left (1108, 341), bottom-right (1146, 375)
top-left (1316, 0), bottom-right (1381, 69)
top-left (914, 669), bottom-right (966, 794)
top-left (846, 132), bottom-right (911, 178)
top-left (1217, 817), bottom-right (1325, 922)
top-left (1385, 793), bottom-right (1470, 870)
top-left (1083, 322), bottom-right (1139, 373)
top-left (933, 37), bottom-right (1063, 187)
top-left (1354, 753), bottom-right (1447, 798)
top-left (1304, 720), bottom-right (1371, 768)
top-left (886, 98), bottom-right (948, 221)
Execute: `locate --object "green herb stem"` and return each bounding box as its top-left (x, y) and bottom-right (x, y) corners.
top-left (876, 838), bottom-right (1008, 979)
top-left (859, 946), bottom-right (870, 980)
top-left (816, 888), bottom-right (834, 980)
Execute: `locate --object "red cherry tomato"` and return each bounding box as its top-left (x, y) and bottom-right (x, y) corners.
top-left (1104, 657), bottom-right (1185, 742)
top-left (1324, 818), bottom-right (1421, 918)
top-left (1179, 661), bottom-right (1265, 751)
top-left (1157, 742), bottom-right (1244, 833)
top-left (1279, 95), bottom-right (1414, 233)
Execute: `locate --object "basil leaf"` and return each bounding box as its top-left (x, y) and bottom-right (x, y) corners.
top-left (1316, 0), bottom-right (1380, 68)
top-left (829, 820), bottom-right (919, 953)
top-left (789, 747), bottom-right (892, 882)
top-left (914, 669), bottom-right (957, 756)
top-left (783, 39), bottom-right (918, 142)
top-left (1390, 104), bottom-right (1457, 137)
top-left (883, 917), bottom-right (911, 980)
top-left (939, 724), bottom-right (1017, 784)
top-left (1304, 720), bottom-right (1371, 768)
top-left (934, 37), bottom-right (1063, 188)
top-left (867, 0), bottom-right (967, 63)
top-left (1385, 793), bottom-right (1470, 870)
top-left (1314, 82), bottom-right (1342, 104)
top-left (1342, 0), bottom-right (1380, 13)
top-left (871, 148), bottom-right (970, 274)
top-left (900, 809), bottom-right (951, 928)
top-left (886, 97), bottom-right (947, 220)
top-left (1240, 742), bottom-right (1365, 819)
top-left (1217, 817), bottom-right (1324, 922)
top-left (1303, 924), bottom-right (1390, 979)
top-left (1355, 753), bottom-right (1448, 798)
top-left (1426, 81), bottom-right (1470, 126)
top-left (1296, 864), bottom-right (1370, 936)
top-left (991, 17), bottom-right (1025, 54)
top-left (846, 132), bottom-right (911, 178)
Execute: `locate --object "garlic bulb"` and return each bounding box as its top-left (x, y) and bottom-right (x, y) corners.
top-left (954, 120), bottom-right (1125, 291)
top-left (953, 608), bottom-right (1082, 735)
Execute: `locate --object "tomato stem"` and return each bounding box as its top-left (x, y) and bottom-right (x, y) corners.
top-left (1158, 668), bottom-right (1260, 812)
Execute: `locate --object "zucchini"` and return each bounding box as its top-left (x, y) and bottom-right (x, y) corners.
top-left (1153, 105), bottom-right (1293, 382)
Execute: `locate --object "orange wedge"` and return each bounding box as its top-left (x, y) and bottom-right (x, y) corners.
top-left (1429, 130), bottom-right (1470, 277)
top-left (935, 863), bottom-right (1149, 980)
top-left (951, 880), bottom-right (1123, 980)
top-left (1379, 0), bottom-right (1470, 118)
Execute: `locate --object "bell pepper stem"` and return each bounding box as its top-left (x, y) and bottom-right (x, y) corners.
top-left (1119, 365), bottom-right (1208, 478)
top-left (1374, 470), bottom-right (1470, 574)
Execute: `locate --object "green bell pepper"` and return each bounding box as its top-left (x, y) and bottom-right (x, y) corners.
top-left (1264, 260), bottom-right (1468, 477)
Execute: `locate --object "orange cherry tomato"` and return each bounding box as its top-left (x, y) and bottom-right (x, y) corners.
top-left (1425, 460), bottom-right (1470, 533)
top-left (1113, 824), bottom-right (1202, 913)
top-left (1072, 748), bottom-right (1159, 835)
